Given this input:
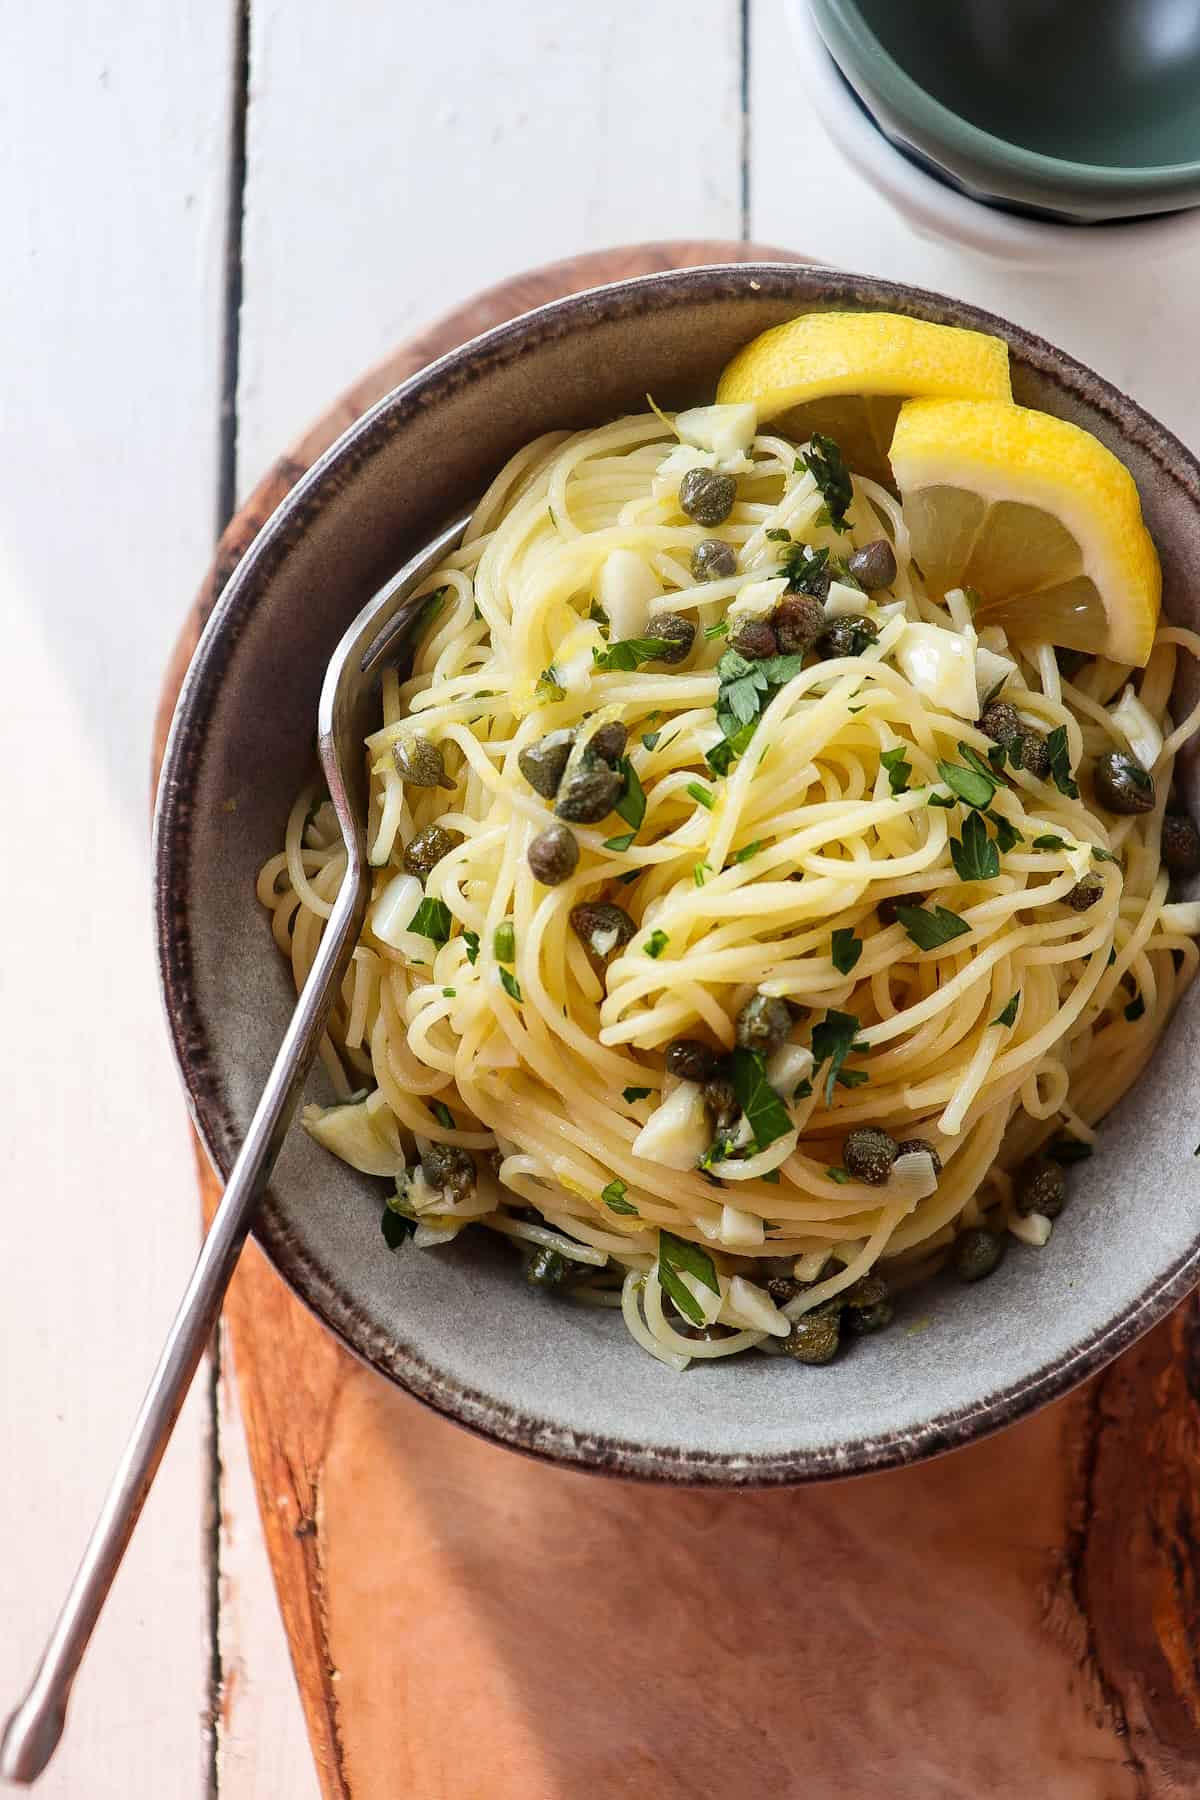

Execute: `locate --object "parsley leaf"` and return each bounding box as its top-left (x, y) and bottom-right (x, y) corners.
top-left (831, 927), bottom-right (863, 974)
top-left (765, 527), bottom-right (792, 542)
top-left (622, 1087), bottom-right (652, 1105)
top-left (693, 862), bottom-right (711, 887)
top-left (989, 812), bottom-right (1023, 854)
top-left (730, 1047), bottom-right (794, 1150)
top-left (762, 1169), bottom-right (781, 1184)
top-left (810, 1009), bottom-right (863, 1105)
top-left (716, 649), bottom-right (766, 730)
top-left (732, 840), bottom-right (761, 864)
top-left (1046, 726), bottom-right (1079, 798)
top-left (826, 1166), bottom-right (851, 1184)
top-left (780, 541), bottom-right (831, 595)
top-left (462, 930), bottom-right (480, 965)
top-left (602, 1178), bottom-right (639, 1216)
top-left (686, 781), bottom-right (715, 810)
top-left (705, 717), bottom-right (756, 777)
top-left (992, 991), bottom-right (1020, 1028)
top-left (604, 831), bottom-right (637, 852)
top-left (644, 929), bottom-right (669, 958)
top-left (593, 637), bottom-right (670, 672)
top-left (642, 730), bottom-right (661, 751)
top-left (535, 666), bottom-right (565, 704)
top-left (896, 904), bottom-right (971, 951)
top-left (951, 809), bottom-right (1000, 882)
top-left (657, 1230), bottom-right (720, 1326)
top-left (703, 619), bottom-right (729, 640)
top-left (836, 1067), bottom-right (869, 1089)
top-left (987, 742), bottom-right (1009, 772)
top-left (381, 1205), bottom-right (416, 1250)
top-left (614, 758), bottom-right (646, 835)
top-left (1033, 834), bottom-right (1066, 851)
top-left (927, 790), bottom-right (956, 808)
top-left (430, 1100), bottom-right (456, 1129)
top-left (937, 758), bottom-right (997, 810)
top-left (792, 1078), bottom-right (813, 1101)
top-left (1092, 846), bottom-right (1119, 864)
top-left (801, 433), bottom-right (853, 532)
top-left (880, 745), bottom-right (912, 794)
top-left (499, 968), bottom-right (522, 1003)
top-left (958, 740), bottom-right (1005, 787)
top-left (408, 897), bottom-right (452, 944)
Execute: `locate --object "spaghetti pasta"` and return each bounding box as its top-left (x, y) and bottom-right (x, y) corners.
top-left (260, 397), bottom-right (1200, 1370)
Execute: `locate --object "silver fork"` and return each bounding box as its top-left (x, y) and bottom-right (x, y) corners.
top-left (0, 510), bottom-right (470, 1786)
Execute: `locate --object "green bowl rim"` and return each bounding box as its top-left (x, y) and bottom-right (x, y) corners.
top-left (813, 0), bottom-right (1200, 196)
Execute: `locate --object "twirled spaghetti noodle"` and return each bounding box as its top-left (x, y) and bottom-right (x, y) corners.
top-left (259, 402), bottom-right (1200, 1370)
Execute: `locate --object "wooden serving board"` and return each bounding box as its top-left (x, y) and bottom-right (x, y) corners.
top-left (155, 242), bottom-right (1200, 1799)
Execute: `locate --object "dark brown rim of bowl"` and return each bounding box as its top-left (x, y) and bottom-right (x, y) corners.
top-left (155, 261), bottom-right (1200, 1486)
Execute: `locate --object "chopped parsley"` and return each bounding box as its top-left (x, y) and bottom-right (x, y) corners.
top-left (644, 929), bottom-right (670, 959)
top-left (1092, 846), bottom-right (1119, 864)
top-left (951, 809), bottom-right (1000, 882)
top-left (499, 968), bottom-right (522, 1003)
top-left (927, 790), bottom-right (957, 808)
top-left (442, 987), bottom-right (456, 998)
top-left (826, 1166), bottom-right (851, 1184)
top-left (1032, 834), bottom-right (1066, 851)
top-left (603, 831), bottom-right (637, 852)
top-left (989, 812), bottom-right (1023, 854)
top-left (792, 1078), bottom-right (813, 1101)
top-left (407, 897), bottom-right (452, 944)
top-left (880, 745), bottom-right (912, 794)
top-left (693, 862), bottom-right (711, 887)
top-left (381, 1205), bottom-right (416, 1249)
top-left (730, 1047), bottom-right (794, 1151)
top-left (936, 757), bottom-right (997, 810)
top-left (657, 1230), bottom-right (720, 1326)
top-left (713, 647), bottom-right (806, 766)
top-left (602, 1178), bottom-right (639, 1216)
top-left (992, 992), bottom-right (1020, 1029)
top-left (462, 930), bottom-right (480, 965)
top-left (642, 730), bottom-right (662, 751)
top-left (622, 1087), bottom-right (652, 1105)
top-left (1125, 992), bottom-right (1146, 1022)
top-left (732, 840), bottom-right (761, 864)
top-left (705, 717), bottom-right (756, 777)
top-left (703, 618), bottom-right (730, 640)
top-left (761, 1170), bottom-right (781, 1185)
top-left (430, 1100), bottom-right (456, 1129)
top-left (1046, 725), bottom-right (1079, 798)
top-left (534, 666), bottom-right (566, 704)
top-left (810, 1009), bottom-right (865, 1105)
top-left (801, 433), bottom-right (853, 532)
top-left (493, 921), bottom-right (515, 963)
top-left (686, 781), bottom-right (716, 810)
top-left (614, 758), bottom-right (646, 836)
top-left (594, 637), bottom-right (672, 673)
top-left (779, 540), bottom-right (831, 594)
top-left (896, 903), bottom-right (971, 951)
top-left (831, 928), bottom-right (862, 975)
top-left (765, 527), bottom-right (792, 542)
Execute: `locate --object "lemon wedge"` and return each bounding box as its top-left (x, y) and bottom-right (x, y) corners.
top-left (889, 398), bottom-right (1161, 666)
top-left (716, 311), bottom-right (1011, 484)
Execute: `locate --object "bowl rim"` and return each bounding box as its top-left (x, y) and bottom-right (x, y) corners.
top-left (812, 0), bottom-right (1200, 201)
top-left (155, 261), bottom-right (1200, 1485)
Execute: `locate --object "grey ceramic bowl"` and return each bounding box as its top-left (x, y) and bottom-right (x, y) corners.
top-left (155, 264), bottom-right (1200, 1484)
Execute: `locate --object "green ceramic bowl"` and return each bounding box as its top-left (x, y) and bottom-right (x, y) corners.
top-left (811, 0), bottom-right (1200, 222)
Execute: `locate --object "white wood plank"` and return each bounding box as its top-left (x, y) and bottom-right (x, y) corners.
top-left (216, 1327), bottom-right (321, 1800)
top-left (236, 0), bottom-right (745, 496)
top-left (750, 0), bottom-right (1200, 447)
top-left (0, 4), bottom-right (234, 1794)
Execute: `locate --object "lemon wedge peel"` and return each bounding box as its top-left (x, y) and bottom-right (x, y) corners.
top-left (890, 398), bottom-right (1161, 668)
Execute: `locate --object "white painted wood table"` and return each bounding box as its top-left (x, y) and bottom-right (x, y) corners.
top-left (5, 3), bottom-right (1200, 1794)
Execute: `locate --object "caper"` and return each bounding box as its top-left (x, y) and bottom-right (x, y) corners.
top-left (690, 538), bottom-right (737, 582)
top-left (729, 618), bottom-right (779, 660)
top-left (1065, 876), bottom-right (1103, 912)
top-left (393, 732), bottom-right (454, 789)
top-left (771, 593), bottom-right (826, 653)
top-left (845, 1299), bottom-right (894, 1335)
top-left (878, 892), bottom-right (921, 926)
top-left (1011, 729), bottom-right (1050, 779)
top-left (1056, 647), bottom-right (1090, 680)
top-left (402, 824), bottom-right (464, 882)
top-left (843, 1126), bottom-right (898, 1186)
top-left (1015, 1155), bottom-right (1066, 1219)
top-left (816, 615), bottom-right (878, 660)
top-left (765, 1274), bottom-right (802, 1306)
top-left (979, 701), bottom-right (1022, 747)
top-left (555, 760), bottom-right (623, 824)
top-left (679, 468), bottom-right (737, 527)
top-left (420, 1142), bottom-right (475, 1203)
top-left (526, 1247), bottom-right (570, 1289)
top-left (843, 1273), bottom-right (888, 1310)
top-left (1162, 812), bottom-right (1200, 876)
top-left (518, 728), bottom-right (576, 798)
top-left (644, 612), bottom-right (697, 665)
top-left (528, 823), bottom-right (579, 886)
top-left (700, 1073), bottom-right (739, 1133)
top-left (665, 1038), bottom-right (718, 1083)
top-left (586, 721), bottom-right (628, 765)
top-left (569, 900), bottom-right (636, 965)
top-left (953, 1227), bottom-right (1006, 1283)
top-left (780, 1302), bottom-right (842, 1364)
top-left (845, 537), bottom-right (898, 591)
top-left (735, 993), bottom-right (793, 1055)
top-left (895, 1136), bottom-right (942, 1177)
top-left (1094, 749), bottom-right (1155, 815)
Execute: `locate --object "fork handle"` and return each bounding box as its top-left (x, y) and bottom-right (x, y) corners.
top-left (0, 863), bottom-right (367, 1786)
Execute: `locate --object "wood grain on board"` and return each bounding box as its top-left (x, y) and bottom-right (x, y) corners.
top-left (156, 242), bottom-right (1200, 1800)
